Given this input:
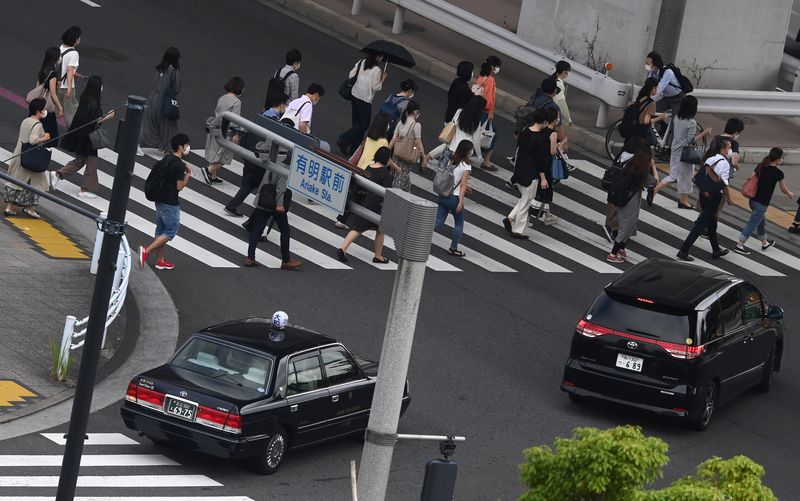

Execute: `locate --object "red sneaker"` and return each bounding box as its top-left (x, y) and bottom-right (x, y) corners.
top-left (138, 246), bottom-right (148, 269)
top-left (155, 258), bottom-right (175, 270)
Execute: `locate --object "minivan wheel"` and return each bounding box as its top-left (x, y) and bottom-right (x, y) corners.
top-left (689, 383), bottom-right (717, 431)
top-left (253, 428), bottom-right (288, 475)
top-left (758, 346), bottom-right (776, 393)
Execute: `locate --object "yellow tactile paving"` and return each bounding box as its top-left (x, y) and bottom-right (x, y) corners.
top-left (6, 218), bottom-right (87, 259)
top-left (655, 163), bottom-right (796, 228)
top-left (0, 380), bottom-right (38, 407)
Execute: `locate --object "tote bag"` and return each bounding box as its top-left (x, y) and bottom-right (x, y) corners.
top-left (741, 165), bottom-right (760, 199)
top-left (393, 120), bottom-right (419, 163)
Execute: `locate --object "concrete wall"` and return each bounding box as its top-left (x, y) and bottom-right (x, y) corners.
top-left (675, 0), bottom-right (792, 90)
top-left (516, 0), bottom-right (662, 85)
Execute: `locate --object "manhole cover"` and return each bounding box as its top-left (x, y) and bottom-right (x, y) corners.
top-left (711, 113), bottom-right (758, 126)
top-left (381, 20), bottom-right (426, 32)
top-left (76, 45), bottom-right (128, 63)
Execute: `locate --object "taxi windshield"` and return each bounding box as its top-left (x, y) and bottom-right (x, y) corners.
top-left (171, 337), bottom-right (273, 392)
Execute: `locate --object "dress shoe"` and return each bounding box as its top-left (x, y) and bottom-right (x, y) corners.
top-left (281, 259), bottom-right (302, 270)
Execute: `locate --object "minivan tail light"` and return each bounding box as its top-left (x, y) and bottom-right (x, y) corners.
top-left (196, 406), bottom-right (241, 435)
top-left (126, 382), bottom-right (165, 411)
top-left (576, 320), bottom-right (705, 360)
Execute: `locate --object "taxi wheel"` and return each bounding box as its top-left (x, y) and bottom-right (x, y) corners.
top-left (254, 428), bottom-right (288, 475)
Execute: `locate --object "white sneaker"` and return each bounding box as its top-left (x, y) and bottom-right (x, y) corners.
top-left (334, 220), bottom-right (349, 229)
top-left (49, 172), bottom-right (60, 190)
top-left (136, 146), bottom-right (145, 156)
top-left (77, 191), bottom-right (98, 199)
top-left (543, 214), bottom-right (559, 226)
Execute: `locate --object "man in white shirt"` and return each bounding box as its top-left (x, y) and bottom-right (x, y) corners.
top-left (677, 138), bottom-right (733, 261)
top-left (283, 83), bottom-right (324, 134)
top-left (57, 26), bottom-right (82, 128)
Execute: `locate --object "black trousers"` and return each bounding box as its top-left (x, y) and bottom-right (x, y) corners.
top-left (680, 195), bottom-right (721, 255)
top-left (338, 97), bottom-right (372, 153)
top-left (247, 208), bottom-right (291, 261)
top-left (226, 163), bottom-right (265, 211)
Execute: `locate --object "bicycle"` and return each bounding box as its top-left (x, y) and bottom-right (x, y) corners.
top-left (604, 113), bottom-right (708, 161)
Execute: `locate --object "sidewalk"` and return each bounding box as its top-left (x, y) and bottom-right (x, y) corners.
top-left (264, 0), bottom-right (800, 227)
top-left (0, 199), bottom-right (127, 421)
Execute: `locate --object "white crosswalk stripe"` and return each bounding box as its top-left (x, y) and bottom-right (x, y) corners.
top-left (0, 454), bottom-right (178, 467)
top-left (0, 475), bottom-right (222, 487)
top-left (0, 498), bottom-right (255, 501)
top-left (4, 146), bottom-right (798, 275)
top-left (40, 432), bottom-right (139, 445)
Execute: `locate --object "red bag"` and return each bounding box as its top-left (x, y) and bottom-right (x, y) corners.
top-left (741, 165), bottom-right (760, 199)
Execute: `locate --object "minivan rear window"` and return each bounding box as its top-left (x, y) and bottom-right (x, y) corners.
top-left (587, 293), bottom-right (692, 344)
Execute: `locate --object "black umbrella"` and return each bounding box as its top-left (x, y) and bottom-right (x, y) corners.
top-left (361, 40), bottom-right (416, 68)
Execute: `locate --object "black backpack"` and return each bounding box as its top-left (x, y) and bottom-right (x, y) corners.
top-left (601, 154), bottom-right (627, 191)
top-left (663, 64), bottom-right (693, 94)
top-left (145, 156), bottom-right (178, 202)
top-left (618, 98), bottom-right (650, 139)
top-left (264, 68), bottom-right (296, 109)
top-left (607, 172), bottom-right (636, 207)
top-left (513, 94), bottom-right (558, 134)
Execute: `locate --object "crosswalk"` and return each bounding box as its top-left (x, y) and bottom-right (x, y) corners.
top-left (1, 145), bottom-right (798, 277)
top-left (0, 432), bottom-right (254, 500)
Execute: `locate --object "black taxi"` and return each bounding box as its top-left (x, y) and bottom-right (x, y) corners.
top-left (561, 259), bottom-right (784, 430)
top-left (121, 316), bottom-right (411, 473)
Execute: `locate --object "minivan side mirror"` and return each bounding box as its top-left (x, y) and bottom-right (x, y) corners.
top-left (766, 304), bottom-right (784, 320)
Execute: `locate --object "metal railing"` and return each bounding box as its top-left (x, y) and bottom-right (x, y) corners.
top-left (361, 0), bottom-right (800, 122)
top-left (56, 231), bottom-right (131, 381)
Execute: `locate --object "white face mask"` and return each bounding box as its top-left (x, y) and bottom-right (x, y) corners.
top-left (493, 67), bottom-right (500, 75)
top-left (41, 110), bottom-right (48, 118)
top-left (183, 145), bottom-right (190, 155)
top-left (645, 64), bottom-right (653, 72)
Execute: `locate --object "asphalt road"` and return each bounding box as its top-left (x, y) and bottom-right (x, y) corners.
top-left (1, 1), bottom-right (799, 500)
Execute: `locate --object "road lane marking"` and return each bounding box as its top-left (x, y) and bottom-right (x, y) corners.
top-left (0, 475), bottom-right (222, 487)
top-left (79, 0), bottom-right (101, 6)
top-left (0, 454), bottom-right (178, 466)
top-left (40, 433), bottom-right (139, 445)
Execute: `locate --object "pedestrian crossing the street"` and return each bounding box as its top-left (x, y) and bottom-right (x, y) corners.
top-left (2, 146), bottom-right (799, 277)
top-left (0, 432), bottom-right (254, 500)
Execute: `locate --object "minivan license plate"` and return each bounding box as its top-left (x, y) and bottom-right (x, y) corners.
top-left (165, 397), bottom-right (196, 421)
top-left (616, 353), bottom-right (643, 372)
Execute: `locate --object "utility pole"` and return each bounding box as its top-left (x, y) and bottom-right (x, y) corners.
top-left (357, 189), bottom-right (437, 501)
top-left (56, 95), bottom-right (146, 501)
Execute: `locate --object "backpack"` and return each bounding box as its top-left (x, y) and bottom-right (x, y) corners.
top-left (432, 157), bottom-right (459, 197)
top-left (607, 172), bottom-right (635, 207)
top-left (379, 94), bottom-right (408, 137)
top-left (57, 48), bottom-right (76, 83)
top-left (663, 64), bottom-right (693, 94)
top-left (618, 98), bottom-right (650, 139)
top-left (264, 68), bottom-right (296, 109)
top-left (280, 100), bottom-right (310, 130)
top-left (513, 94), bottom-right (558, 134)
top-left (601, 153), bottom-right (627, 191)
top-left (145, 156), bottom-right (179, 202)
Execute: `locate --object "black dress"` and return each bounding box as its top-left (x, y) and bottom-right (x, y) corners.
top-left (60, 98), bottom-right (102, 157)
top-left (510, 127), bottom-right (537, 187)
top-left (532, 128), bottom-right (555, 204)
top-left (345, 163), bottom-right (392, 232)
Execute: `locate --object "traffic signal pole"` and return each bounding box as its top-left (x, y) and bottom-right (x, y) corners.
top-left (55, 95), bottom-right (146, 501)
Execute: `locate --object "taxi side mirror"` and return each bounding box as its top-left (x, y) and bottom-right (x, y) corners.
top-left (766, 304), bottom-right (784, 320)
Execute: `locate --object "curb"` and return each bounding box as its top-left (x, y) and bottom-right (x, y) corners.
top-left (0, 192), bottom-right (180, 438)
top-left (262, 0), bottom-right (800, 164)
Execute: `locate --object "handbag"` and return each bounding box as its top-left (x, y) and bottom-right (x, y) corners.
top-left (680, 142), bottom-right (703, 164)
top-left (471, 77), bottom-right (486, 97)
top-left (693, 159), bottom-right (725, 198)
top-left (741, 165), bottom-right (760, 199)
top-left (20, 122), bottom-right (51, 173)
top-left (162, 70), bottom-right (180, 119)
top-left (338, 60), bottom-right (362, 101)
top-left (393, 120), bottom-right (419, 163)
top-left (89, 126), bottom-right (112, 150)
top-left (26, 80), bottom-right (55, 112)
top-left (551, 151), bottom-right (568, 181)
top-left (479, 120), bottom-right (495, 150)
top-left (437, 121), bottom-right (457, 144)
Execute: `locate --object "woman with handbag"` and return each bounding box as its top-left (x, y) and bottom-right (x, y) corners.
top-left (337, 53), bottom-right (387, 156)
top-left (203, 77), bottom-right (244, 184)
top-left (532, 107), bottom-right (561, 226)
top-left (475, 56), bottom-right (501, 171)
top-left (3, 98), bottom-right (52, 218)
top-left (606, 147), bottom-right (658, 263)
top-left (733, 148), bottom-right (794, 255)
top-left (653, 96), bottom-right (712, 208)
top-left (388, 101), bottom-right (430, 191)
top-left (33, 47), bottom-right (64, 145)
top-left (140, 47), bottom-right (181, 154)
top-left (55, 76), bottom-right (114, 199)
top-left (355, 114), bottom-right (392, 170)
top-left (429, 95), bottom-right (485, 166)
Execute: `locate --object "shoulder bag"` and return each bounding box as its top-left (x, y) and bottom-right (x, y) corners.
top-left (163, 69), bottom-right (180, 120)
top-left (741, 164), bottom-right (760, 199)
top-left (20, 122), bottom-right (52, 173)
top-left (693, 158), bottom-right (725, 198)
top-left (680, 141), bottom-right (703, 165)
top-left (338, 60), bottom-right (362, 101)
top-left (437, 109), bottom-right (459, 144)
top-left (89, 125), bottom-right (112, 150)
top-left (393, 120), bottom-right (419, 163)
top-left (471, 76), bottom-right (486, 97)
top-left (551, 150), bottom-right (568, 181)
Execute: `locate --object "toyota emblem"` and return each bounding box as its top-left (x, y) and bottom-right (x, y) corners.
top-left (626, 341), bottom-right (638, 350)
top-left (179, 391), bottom-right (188, 397)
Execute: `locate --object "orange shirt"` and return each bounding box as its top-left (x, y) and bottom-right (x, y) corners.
top-left (477, 75), bottom-right (496, 112)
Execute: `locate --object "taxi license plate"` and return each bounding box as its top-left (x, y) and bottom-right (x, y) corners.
top-left (165, 397), bottom-right (197, 421)
top-left (616, 353), bottom-right (643, 372)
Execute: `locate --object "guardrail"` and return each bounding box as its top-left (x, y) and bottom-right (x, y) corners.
top-left (56, 233), bottom-right (131, 381)
top-left (362, 0), bottom-right (800, 122)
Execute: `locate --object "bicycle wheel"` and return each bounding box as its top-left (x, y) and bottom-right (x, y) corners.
top-left (605, 119), bottom-right (625, 160)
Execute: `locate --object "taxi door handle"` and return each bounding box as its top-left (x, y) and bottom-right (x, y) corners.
top-left (290, 404), bottom-right (298, 412)
top-left (331, 395), bottom-right (340, 403)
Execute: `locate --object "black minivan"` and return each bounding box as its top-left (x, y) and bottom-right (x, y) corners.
top-left (561, 259), bottom-right (784, 429)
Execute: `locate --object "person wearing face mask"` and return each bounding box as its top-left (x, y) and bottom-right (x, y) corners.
top-left (551, 60), bottom-right (572, 127)
top-left (475, 55), bottom-right (502, 171)
top-left (445, 61), bottom-right (474, 123)
top-left (337, 52), bottom-right (387, 156)
top-left (140, 47), bottom-right (181, 155)
top-left (714, 118), bottom-right (745, 175)
top-left (380, 78), bottom-right (417, 139)
top-left (57, 26), bottom-right (82, 128)
top-left (283, 83), bottom-right (325, 135)
top-left (202, 77), bottom-right (245, 184)
top-left (55, 75), bottom-right (115, 199)
top-left (733, 148), bottom-right (794, 255)
top-left (389, 100), bottom-right (430, 191)
top-left (33, 47), bottom-right (64, 146)
top-left (278, 49), bottom-right (302, 100)
top-left (644, 51), bottom-right (684, 128)
top-left (3, 98), bottom-right (52, 219)
top-left (139, 134), bottom-right (193, 271)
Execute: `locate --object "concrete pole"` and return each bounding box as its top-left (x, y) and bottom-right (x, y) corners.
top-left (392, 6), bottom-right (405, 35)
top-left (652, 0), bottom-right (686, 64)
top-left (351, 0), bottom-right (362, 16)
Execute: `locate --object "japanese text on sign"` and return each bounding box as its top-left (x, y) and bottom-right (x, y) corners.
top-left (287, 147), bottom-right (352, 214)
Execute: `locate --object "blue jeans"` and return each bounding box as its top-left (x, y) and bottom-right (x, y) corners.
top-left (154, 203), bottom-right (180, 240)
top-left (739, 200), bottom-right (767, 242)
top-left (435, 195), bottom-right (464, 250)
